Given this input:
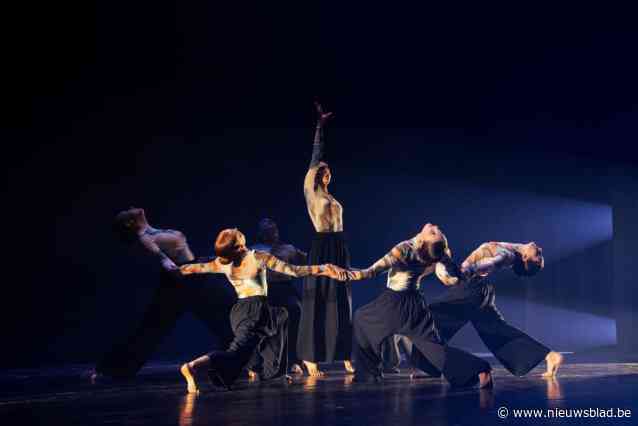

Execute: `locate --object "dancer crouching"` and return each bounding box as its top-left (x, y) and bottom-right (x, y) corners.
top-left (178, 228), bottom-right (345, 393)
top-left (345, 224), bottom-right (493, 388)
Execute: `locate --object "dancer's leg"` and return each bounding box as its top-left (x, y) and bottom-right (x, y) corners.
top-left (400, 294), bottom-right (492, 388)
top-left (472, 286), bottom-right (553, 377)
top-left (352, 291), bottom-right (402, 382)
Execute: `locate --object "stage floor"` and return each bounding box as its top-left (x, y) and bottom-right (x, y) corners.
top-left (2, 360), bottom-right (638, 425)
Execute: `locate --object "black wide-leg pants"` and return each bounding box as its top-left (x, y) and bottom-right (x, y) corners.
top-left (353, 289), bottom-right (491, 387)
top-left (207, 296), bottom-right (289, 386)
top-left (96, 268), bottom-right (236, 379)
top-left (429, 280), bottom-right (550, 376)
top-left (268, 282), bottom-right (302, 366)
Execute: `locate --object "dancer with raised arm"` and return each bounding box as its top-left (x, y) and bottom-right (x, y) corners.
top-left (179, 228), bottom-right (346, 393)
top-left (252, 218), bottom-right (307, 375)
top-left (298, 100), bottom-right (354, 376)
top-left (431, 241), bottom-right (563, 377)
top-left (92, 207), bottom-right (236, 381)
top-left (345, 224), bottom-right (493, 388)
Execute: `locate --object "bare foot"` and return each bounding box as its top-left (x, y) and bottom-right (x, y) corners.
top-left (344, 360), bottom-right (355, 374)
top-left (479, 371), bottom-right (493, 389)
top-left (247, 369), bottom-right (258, 381)
top-left (303, 361), bottom-right (326, 377)
top-left (542, 351), bottom-right (563, 378)
top-left (290, 364), bottom-right (304, 375)
top-left (180, 363), bottom-right (199, 394)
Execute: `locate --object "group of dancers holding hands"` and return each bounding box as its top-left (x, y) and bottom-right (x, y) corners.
top-left (94, 101), bottom-right (563, 393)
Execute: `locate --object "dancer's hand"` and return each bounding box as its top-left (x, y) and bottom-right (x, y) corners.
top-left (346, 269), bottom-right (363, 281)
top-left (314, 98), bottom-right (334, 127)
top-left (324, 264), bottom-right (348, 281)
top-left (161, 258), bottom-right (178, 271)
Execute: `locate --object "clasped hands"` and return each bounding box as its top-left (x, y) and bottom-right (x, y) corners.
top-left (321, 264), bottom-right (361, 281)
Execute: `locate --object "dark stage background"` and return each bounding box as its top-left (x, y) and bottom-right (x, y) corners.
top-left (3, 1), bottom-right (638, 368)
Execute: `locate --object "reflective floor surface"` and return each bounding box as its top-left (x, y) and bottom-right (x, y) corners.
top-left (2, 359), bottom-right (638, 425)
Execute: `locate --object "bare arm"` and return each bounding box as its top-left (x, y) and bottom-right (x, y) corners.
top-left (139, 234), bottom-right (177, 270)
top-left (180, 258), bottom-right (223, 275)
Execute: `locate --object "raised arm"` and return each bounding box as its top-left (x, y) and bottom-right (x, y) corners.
top-left (139, 234), bottom-right (177, 271)
top-left (180, 258), bottom-right (223, 275)
top-left (303, 101), bottom-right (333, 197)
top-left (347, 244), bottom-right (406, 281)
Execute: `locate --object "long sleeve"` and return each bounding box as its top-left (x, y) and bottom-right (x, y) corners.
top-left (304, 126), bottom-right (326, 201)
top-left (310, 125), bottom-right (325, 168)
top-left (348, 245), bottom-right (405, 281)
top-left (255, 251), bottom-right (323, 278)
top-left (461, 245), bottom-right (516, 277)
top-left (180, 259), bottom-right (223, 275)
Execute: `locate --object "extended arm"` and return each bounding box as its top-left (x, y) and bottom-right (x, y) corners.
top-left (180, 258), bottom-right (223, 275)
top-left (347, 245), bottom-right (405, 281)
top-left (255, 251), bottom-right (332, 278)
top-left (139, 234), bottom-right (177, 271)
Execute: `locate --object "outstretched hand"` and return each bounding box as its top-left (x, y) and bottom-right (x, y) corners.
top-left (161, 258), bottom-right (178, 272)
top-left (314, 99), bottom-right (334, 127)
top-left (346, 269), bottom-right (362, 281)
top-left (324, 264), bottom-right (348, 281)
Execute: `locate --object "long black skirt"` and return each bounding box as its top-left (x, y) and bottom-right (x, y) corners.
top-left (298, 232), bottom-right (352, 362)
top-left (429, 279), bottom-right (550, 376)
top-left (96, 262), bottom-right (236, 379)
top-left (207, 296), bottom-right (289, 388)
top-left (353, 289), bottom-right (491, 387)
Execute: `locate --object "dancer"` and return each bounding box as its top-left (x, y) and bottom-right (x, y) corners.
top-left (92, 207), bottom-right (236, 380)
top-left (178, 228), bottom-right (346, 393)
top-left (380, 335), bottom-right (413, 374)
top-left (431, 241), bottom-right (563, 377)
top-left (251, 218), bottom-right (307, 375)
top-left (298, 100), bottom-right (354, 376)
top-left (345, 224), bottom-right (493, 388)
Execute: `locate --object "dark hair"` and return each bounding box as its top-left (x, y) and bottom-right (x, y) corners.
top-left (257, 218), bottom-right (276, 243)
top-left (424, 237), bottom-right (451, 262)
top-left (113, 210), bottom-right (137, 244)
top-left (512, 255), bottom-right (542, 277)
top-left (215, 229), bottom-right (242, 263)
top-left (314, 163), bottom-right (330, 191)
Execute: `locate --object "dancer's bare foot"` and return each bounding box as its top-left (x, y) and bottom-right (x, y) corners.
top-left (247, 369), bottom-right (258, 381)
top-left (542, 351), bottom-right (563, 378)
top-left (478, 371), bottom-right (493, 389)
top-left (290, 364), bottom-right (304, 375)
top-left (303, 360), bottom-right (326, 377)
top-left (344, 360), bottom-right (355, 374)
top-left (180, 363), bottom-right (199, 394)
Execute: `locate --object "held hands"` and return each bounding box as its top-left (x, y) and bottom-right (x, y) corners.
top-left (346, 269), bottom-right (363, 281)
top-left (314, 99), bottom-right (334, 127)
top-left (161, 258), bottom-right (179, 272)
top-left (322, 264), bottom-right (348, 281)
